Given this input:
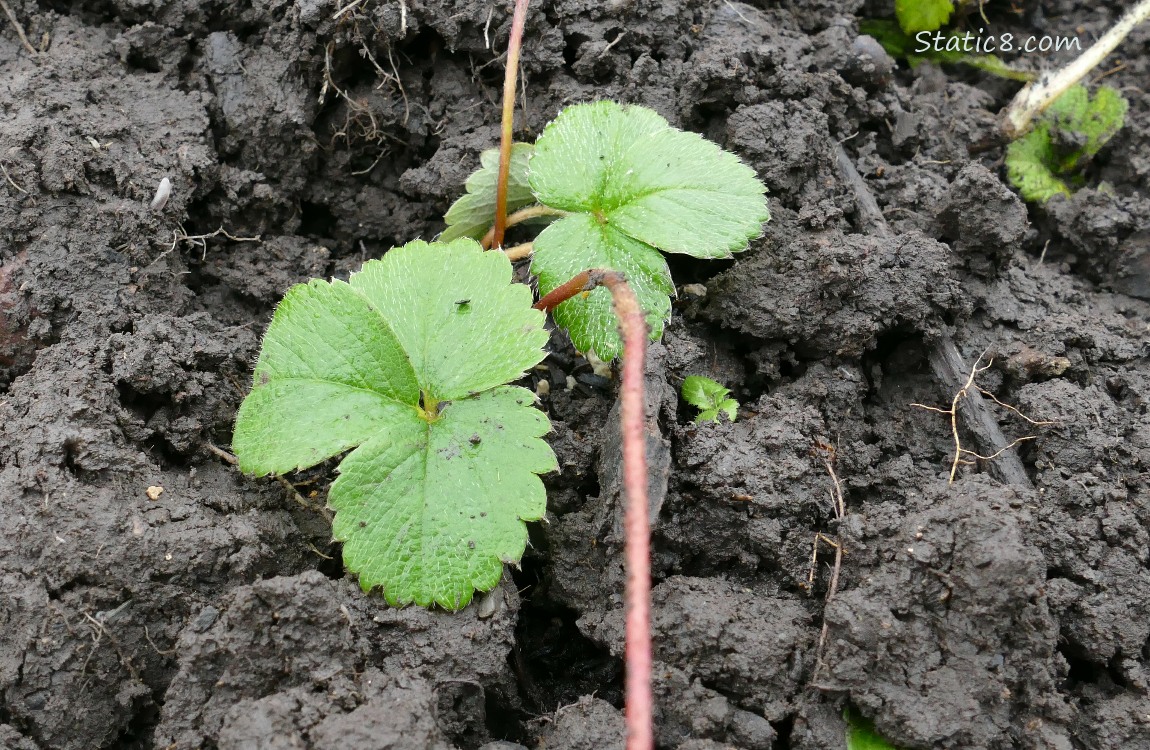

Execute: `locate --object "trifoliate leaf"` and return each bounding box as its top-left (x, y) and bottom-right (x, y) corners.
top-left (681, 375), bottom-right (738, 424)
top-left (895, 0), bottom-right (953, 33)
top-left (441, 143), bottom-right (538, 242)
top-left (1005, 85), bottom-right (1127, 204)
top-left (532, 213), bottom-right (674, 360)
top-left (233, 238), bottom-right (556, 609)
top-left (845, 710), bottom-right (902, 750)
top-left (528, 101), bottom-right (768, 357)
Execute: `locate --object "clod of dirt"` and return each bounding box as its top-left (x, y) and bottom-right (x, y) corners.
top-left (698, 211), bottom-right (967, 360)
top-left (821, 485), bottom-right (1067, 749)
top-left (582, 576), bottom-right (812, 724)
top-left (936, 163), bottom-right (1029, 277)
top-left (533, 696), bottom-right (624, 750)
top-left (155, 571), bottom-right (521, 748)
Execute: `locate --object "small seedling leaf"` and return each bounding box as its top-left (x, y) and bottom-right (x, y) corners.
top-left (845, 710), bottom-right (902, 750)
top-left (528, 101), bottom-right (767, 358)
top-left (894, 0), bottom-right (953, 33)
top-left (532, 213), bottom-right (674, 359)
top-left (233, 239), bottom-right (556, 609)
top-left (681, 375), bottom-right (739, 424)
top-left (1006, 84), bottom-right (1128, 204)
top-left (441, 143), bottom-right (538, 242)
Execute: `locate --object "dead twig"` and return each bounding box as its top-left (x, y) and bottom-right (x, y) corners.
top-left (808, 442), bottom-right (846, 684)
top-left (1001, 0), bottom-right (1150, 137)
top-left (1, 0), bottom-right (37, 57)
top-left (0, 161), bottom-right (28, 194)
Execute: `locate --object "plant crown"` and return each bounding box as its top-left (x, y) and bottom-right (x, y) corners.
top-left (232, 239), bottom-right (556, 610)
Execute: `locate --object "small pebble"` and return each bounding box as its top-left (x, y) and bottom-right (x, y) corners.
top-left (145, 485), bottom-right (164, 500)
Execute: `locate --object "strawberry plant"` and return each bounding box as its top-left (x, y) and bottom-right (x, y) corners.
top-left (232, 0), bottom-right (768, 745)
top-left (444, 101), bottom-right (769, 360)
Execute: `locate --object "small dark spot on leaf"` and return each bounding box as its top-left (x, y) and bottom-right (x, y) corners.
top-left (468, 540), bottom-right (476, 549)
top-left (455, 299), bottom-right (471, 306)
top-left (343, 414), bottom-right (350, 420)
top-left (480, 512), bottom-right (487, 518)
top-left (258, 372), bottom-right (270, 386)
top-left (469, 434), bottom-right (481, 445)
top-left (359, 521), bottom-right (367, 527)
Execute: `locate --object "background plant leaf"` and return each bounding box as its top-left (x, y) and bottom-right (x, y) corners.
top-left (859, 19), bottom-right (1032, 81)
top-left (441, 143), bottom-right (537, 242)
top-left (845, 710), bottom-right (902, 750)
top-left (895, 0), bottom-right (953, 33)
top-left (528, 101), bottom-right (767, 358)
top-left (532, 213), bottom-right (674, 360)
top-left (681, 375), bottom-right (738, 423)
top-left (1005, 85), bottom-right (1127, 204)
top-left (233, 239), bottom-right (554, 609)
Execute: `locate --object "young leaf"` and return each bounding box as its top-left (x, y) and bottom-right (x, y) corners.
top-left (528, 101), bottom-right (768, 358)
top-left (845, 710), bottom-right (902, 750)
top-left (441, 143), bottom-right (537, 242)
top-left (1005, 84), bottom-right (1128, 204)
top-left (232, 238), bottom-right (556, 609)
top-left (895, 0), bottom-right (953, 34)
top-left (681, 375), bottom-right (738, 424)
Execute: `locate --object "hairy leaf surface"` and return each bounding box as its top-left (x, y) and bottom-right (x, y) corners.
top-left (233, 239), bottom-right (555, 608)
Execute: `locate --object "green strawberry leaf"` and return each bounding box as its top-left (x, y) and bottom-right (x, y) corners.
top-left (895, 0), bottom-right (953, 33)
top-left (441, 143), bottom-right (538, 242)
top-left (681, 375), bottom-right (739, 424)
top-left (527, 100), bottom-right (768, 357)
top-left (233, 238), bottom-right (556, 609)
top-left (1005, 124), bottom-right (1070, 204)
top-left (532, 213), bottom-right (674, 360)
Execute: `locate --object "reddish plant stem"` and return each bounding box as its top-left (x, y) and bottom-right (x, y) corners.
top-left (491, 0), bottom-right (530, 250)
top-left (534, 270), bottom-right (652, 750)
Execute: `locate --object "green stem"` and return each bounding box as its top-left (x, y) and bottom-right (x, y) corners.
top-left (491, 0), bottom-right (531, 250)
top-left (481, 204), bottom-right (566, 250)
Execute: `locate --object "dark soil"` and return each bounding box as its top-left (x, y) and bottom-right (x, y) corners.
top-left (2, 0), bottom-right (1149, 748)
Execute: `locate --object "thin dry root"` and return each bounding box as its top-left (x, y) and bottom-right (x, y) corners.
top-left (912, 353), bottom-right (1054, 483)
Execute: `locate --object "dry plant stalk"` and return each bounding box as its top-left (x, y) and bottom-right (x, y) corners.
top-left (534, 269), bottom-right (653, 750)
top-left (808, 442), bottom-right (845, 683)
top-left (1002, 0), bottom-right (1150, 137)
top-left (491, 0), bottom-right (531, 250)
top-left (912, 354), bottom-right (1054, 483)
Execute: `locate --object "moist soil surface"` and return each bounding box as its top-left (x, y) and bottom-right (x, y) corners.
top-left (2, 1), bottom-right (1149, 748)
